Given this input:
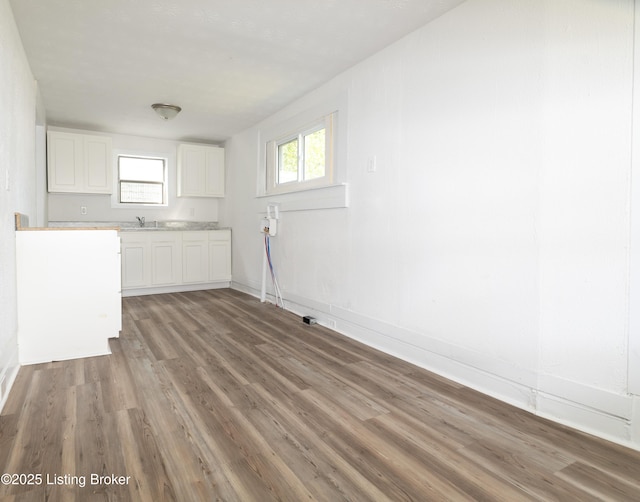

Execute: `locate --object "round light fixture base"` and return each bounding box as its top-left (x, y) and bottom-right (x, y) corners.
top-left (151, 103), bottom-right (181, 120)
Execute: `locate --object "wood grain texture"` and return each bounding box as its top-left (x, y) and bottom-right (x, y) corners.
top-left (1, 289), bottom-right (640, 501)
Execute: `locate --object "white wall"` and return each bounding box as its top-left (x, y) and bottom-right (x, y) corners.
top-left (221, 0), bottom-right (640, 450)
top-left (631, 0), bottom-right (640, 404)
top-left (537, 0), bottom-right (634, 434)
top-left (0, 0), bottom-right (39, 409)
top-left (47, 127), bottom-right (220, 224)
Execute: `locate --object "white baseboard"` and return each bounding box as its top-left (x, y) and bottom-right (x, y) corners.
top-left (122, 281), bottom-right (231, 297)
top-left (537, 374), bottom-right (633, 420)
top-left (19, 346), bottom-right (112, 366)
top-left (231, 280), bottom-right (639, 451)
top-left (535, 392), bottom-right (637, 449)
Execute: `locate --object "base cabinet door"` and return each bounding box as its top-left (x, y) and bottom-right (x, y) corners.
top-left (149, 233), bottom-right (181, 285)
top-left (209, 230), bottom-right (231, 281)
top-left (182, 232), bottom-right (209, 284)
top-left (121, 235), bottom-right (150, 288)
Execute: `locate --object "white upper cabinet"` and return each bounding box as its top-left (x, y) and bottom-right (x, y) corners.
top-left (177, 144), bottom-right (225, 197)
top-left (47, 131), bottom-right (112, 194)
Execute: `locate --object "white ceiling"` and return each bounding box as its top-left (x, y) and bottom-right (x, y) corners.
top-left (10, 0), bottom-right (465, 143)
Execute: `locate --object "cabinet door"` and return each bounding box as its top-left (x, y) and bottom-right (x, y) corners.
top-left (182, 232), bottom-right (209, 283)
top-left (177, 144), bottom-right (225, 197)
top-left (120, 234), bottom-right (150, 289)
top-left (84, 135), bottom-right (112, 193)
top-left (209, 230), bottom-right (231, 281)
top-left (149, 233), bottom-right (181, 286)
top-left (204, 147), bottom-right (225, 197)
top-left (47, 131), bottom-right (112, 194)
top-left (47, 131), bottom-right (83, 192)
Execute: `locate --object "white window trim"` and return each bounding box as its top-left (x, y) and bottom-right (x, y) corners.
top-left (111, 150), bottom-right (169, 208)
top-left (258, 93), bottom-right (347, 202)
top-left (265, 113), bottom-right (335, 195)
top-left (256, 182), bottom-right (349, 212)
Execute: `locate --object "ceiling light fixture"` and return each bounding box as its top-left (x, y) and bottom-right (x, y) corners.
top-left (151, 103), bottom-right (182, 120)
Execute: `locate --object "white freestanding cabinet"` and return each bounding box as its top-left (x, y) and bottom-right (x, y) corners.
top-left (16, 229), bottom-right (122, 365)
top-left (177, 144), bottom-right (225, 197)
top-left (47, 131), bottom-right (113, 194)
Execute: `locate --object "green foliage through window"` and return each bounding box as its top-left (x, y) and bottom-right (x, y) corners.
top-left (304, 128), bottom-right (325, 180)
top-left (276, 127), bottom-right (326, 185)
top-left (265, 111), bottom-right (335, 194)
top-left (278, 139), bottom-right (299, 184)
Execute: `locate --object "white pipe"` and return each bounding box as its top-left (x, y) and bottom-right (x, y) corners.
top-left (260, 237), bottom-right (267, 302)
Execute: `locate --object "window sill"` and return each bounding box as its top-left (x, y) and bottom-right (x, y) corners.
top-left (257, 183), bottom-right (348, 212)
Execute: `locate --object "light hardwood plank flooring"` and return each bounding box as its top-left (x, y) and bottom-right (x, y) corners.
top-left (1, 289), bottom-right (640, 501)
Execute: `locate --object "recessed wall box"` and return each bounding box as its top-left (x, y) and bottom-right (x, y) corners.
top-left (260, 217), bottom-right (270, 234)
top-left (260, 217), bottom-right (277, 236)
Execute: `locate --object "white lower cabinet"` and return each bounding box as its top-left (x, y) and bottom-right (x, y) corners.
top-left (120, 229), bottom-right (231, 296)
top-left (182, 232), bottom-right (209, 284)
top-left (209, 230), bottom-right (232, 281)
top-left (121, 234), bottom-right (149, 288)
top-left (150, 233), bottom-right (181, 286)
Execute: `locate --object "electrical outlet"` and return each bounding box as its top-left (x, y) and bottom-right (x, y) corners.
top-left (80, 206), bottom-right (87, 215)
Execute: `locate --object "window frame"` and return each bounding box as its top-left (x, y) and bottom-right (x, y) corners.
top-left (115, 154), bottom-right (168, 207)
top-left (265, 112), bottom-right (335, 195)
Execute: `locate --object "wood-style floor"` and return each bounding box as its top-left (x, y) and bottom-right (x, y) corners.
top-left (1, 289), bottom-right (640, 501)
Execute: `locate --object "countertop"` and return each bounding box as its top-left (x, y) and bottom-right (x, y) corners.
top-left (15, 214), bottom-right (226, 232)
top-left (15, 213), bottom-right (119, 231)
top-left (48, 220), bottom-right (224, 231)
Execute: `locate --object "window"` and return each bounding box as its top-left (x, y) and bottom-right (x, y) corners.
top-left (266, 112), bottom-right (335, 194)
top-left (118, 155), bottom-right (166, 204)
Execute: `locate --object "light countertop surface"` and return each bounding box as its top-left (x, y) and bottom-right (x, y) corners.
top-left (48, 221), bottom-right (226, 231)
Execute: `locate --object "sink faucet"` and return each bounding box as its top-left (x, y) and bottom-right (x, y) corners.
top-left (136, 216), bottom-right (145, 227)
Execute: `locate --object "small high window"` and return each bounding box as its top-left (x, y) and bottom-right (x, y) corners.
top-left (118, 155), bottom-right (166, 204)
top-left (266, 112), bottom-right (335, 194)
